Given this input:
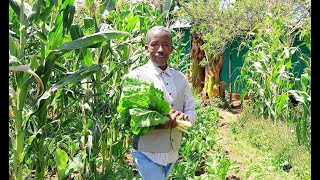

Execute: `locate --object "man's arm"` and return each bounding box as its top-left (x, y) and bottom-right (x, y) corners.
top-left (156, 76), bottom-right (196, 129)
top-left (182, 76), bottom-right (196, 125)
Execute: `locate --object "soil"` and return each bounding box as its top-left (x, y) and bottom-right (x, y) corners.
top-left (214, 98), bottom-right (244, 180)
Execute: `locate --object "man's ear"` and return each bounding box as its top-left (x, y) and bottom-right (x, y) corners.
top-left (145, 45), bottom-right (148, 51)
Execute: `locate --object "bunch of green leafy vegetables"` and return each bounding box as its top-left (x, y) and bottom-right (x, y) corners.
top-left (117, 77), bottom-right (171, 136)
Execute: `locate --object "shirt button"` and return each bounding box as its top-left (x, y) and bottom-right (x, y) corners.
top-left (169, 93), bottom-right (171, 95)
top-left (166, 83), bottom-right (168, 85)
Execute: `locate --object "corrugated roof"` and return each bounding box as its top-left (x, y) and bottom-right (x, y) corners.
top-left (170, 19), bottom-right (191, 29)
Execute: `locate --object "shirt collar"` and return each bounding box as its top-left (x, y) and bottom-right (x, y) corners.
top-left (147, 60), bottom-right (172, 77)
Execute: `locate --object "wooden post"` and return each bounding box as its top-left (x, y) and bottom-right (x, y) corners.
top-left (229, 43), bottom-right (233, 103)
top-left (159, 1), bottom-right (163, 13)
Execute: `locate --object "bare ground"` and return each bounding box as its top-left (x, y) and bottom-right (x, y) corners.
top-left (214, 100), bottom-right (245, 180)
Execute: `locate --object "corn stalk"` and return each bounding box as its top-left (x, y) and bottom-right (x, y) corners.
top-left (10, 64), bottom-right (44, 180)
top-left (9, 0), bottom-right (28, 179)
top-left (236, 13), bottom-right (311, 149)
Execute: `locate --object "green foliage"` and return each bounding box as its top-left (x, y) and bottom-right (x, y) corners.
top-left (177, 0), bottom-right (267, 56)
top-left (129, 108), bottom-right (169, 135)
top-left (207, 96), bottom-right (231, 111)
top-left (171, 98), bottom-right (227, 179)
top-left (54, 148), bottom-right (69, 180)
top-left (231, 105), bottom-right (311, 179)
top-left (205, 148), bottom-right (231, 180)
top-left (102, 2), bottom-right (167, 68)
top-left (102, 160), bottom-right (136, 180)
top-left (169, 30), bottom-right (191, 72)
top-left (9, 0), bottom-right (167, 179)
top-left (236, 13), bottom-right (311, 149)
top-left (117, 77), bottom-right (171, 136)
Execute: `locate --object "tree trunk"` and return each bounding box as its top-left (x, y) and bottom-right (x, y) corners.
top-left (203, 52), bottom-right (224, 99)
top-left (189, 33), bottom-right (224, 101)
top-left (190, 33), bottom-right (205, 94)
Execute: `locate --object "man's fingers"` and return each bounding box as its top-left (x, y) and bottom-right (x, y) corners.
top-left (177, 113), bottom-right (184, 120)
top-left (183, 114), bottom-right (189, 121)
top-left (172, 111), bottom-right (181, 119)
top-left (168, 109), bottom-right (189, 122)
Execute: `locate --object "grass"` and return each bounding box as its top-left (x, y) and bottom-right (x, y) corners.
top-left (228, 104), bottom-right (311, 179)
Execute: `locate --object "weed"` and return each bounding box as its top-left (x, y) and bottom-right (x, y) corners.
top-left (207, 97), bottom-right (231, 111)
top-left (232, 105), bottom-right (310, 179)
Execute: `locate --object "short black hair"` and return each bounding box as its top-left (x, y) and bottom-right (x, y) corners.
top-left (146, 26), bottom-right (173, 45)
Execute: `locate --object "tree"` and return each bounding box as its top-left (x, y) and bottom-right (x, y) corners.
top-left (177, 0), bottom-right (267, 100)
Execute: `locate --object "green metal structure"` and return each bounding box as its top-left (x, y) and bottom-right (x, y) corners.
top-left (172, 28), bottom-right (310, 93)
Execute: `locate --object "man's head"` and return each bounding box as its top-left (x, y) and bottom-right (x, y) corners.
top-left (145, 26), bottom-right (173, 70)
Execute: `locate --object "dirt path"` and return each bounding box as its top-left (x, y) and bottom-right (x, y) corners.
top-left (214, 100), bottom-right (245, 180)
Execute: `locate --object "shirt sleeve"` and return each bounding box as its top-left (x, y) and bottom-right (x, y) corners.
top-left (182, 75), bottom-right (197, 125)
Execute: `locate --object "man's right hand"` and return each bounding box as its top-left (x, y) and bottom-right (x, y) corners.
top-left (155, 109), bottom-right (187, 129)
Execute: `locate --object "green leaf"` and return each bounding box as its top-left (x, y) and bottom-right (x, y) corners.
top-left (70, 24), bottom-right (84, 40)
top-left (9, 35), bottom-right (18, 57)
top-left (53, 62), bottom-right (67, 73)
top-left (39, 65), bottom-right (102, 100)
top-left (80, 48), bottom-right (93, 66)
top-left (55, 65), bottom-right (101, 86)
top-left (61, 0), bottom-right (75, 9)
top-left (36, 31), bottom-right (47, 43)
top-left (48, 9), bottom-right (64, 50)
top-left (55, 148), bottom-right (69, 180)
top-left (100, 0), bottom-right (116, 16)
top-left (9, 4), bottom-right (14, 22)
top-left (129, 108), bottom-right (169, 128)
top-left (117, 78), bottom-right (172, 135)
top-left (39, 4), bottom-right (55, 23)
top-left (125, 15), bottom-right (140, 32)
top-left (9, 0), bottom-right (27, 21)
top-left (19, 152), bottom-right (26, 163)
top-left (28, 134), bottom-right (37, 145)
top-left (276, 94), bottom-right (288, 114)
top-left (84, 17), bottom-right (96, 35)
top-left (63, 5), bottom-right (75, 36)
top-left (22, 1), bottom-right (40, 28)
top-left (59, 30), bottom-right (131, 50)
top-left (9, 65), bottom-right (44, 96)
top-left (300, 73), bottom-right (310, 92)
top-left (66, 154), bottom-right (83, 175)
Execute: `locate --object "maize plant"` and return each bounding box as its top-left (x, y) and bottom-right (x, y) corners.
top-left (9, 0), bottom-right (178, 179)
top-left (236, 13), bottom-right (311, 150)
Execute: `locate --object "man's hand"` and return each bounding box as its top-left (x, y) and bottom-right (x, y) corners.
top-left (155, 109), bottom-right (189, 129)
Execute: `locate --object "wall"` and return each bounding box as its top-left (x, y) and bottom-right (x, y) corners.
top-left (174, 28), bottom-right (310, 94)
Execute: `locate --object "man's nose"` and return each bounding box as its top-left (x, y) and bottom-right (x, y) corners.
top-left (157, 45), bottom-right (164, 52)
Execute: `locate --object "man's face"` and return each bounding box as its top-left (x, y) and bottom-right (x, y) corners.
top-left (145, 30), bottom-right (173, 69)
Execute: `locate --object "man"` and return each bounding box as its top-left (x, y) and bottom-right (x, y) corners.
top-left (126, 26), bottom-right (196, 180)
